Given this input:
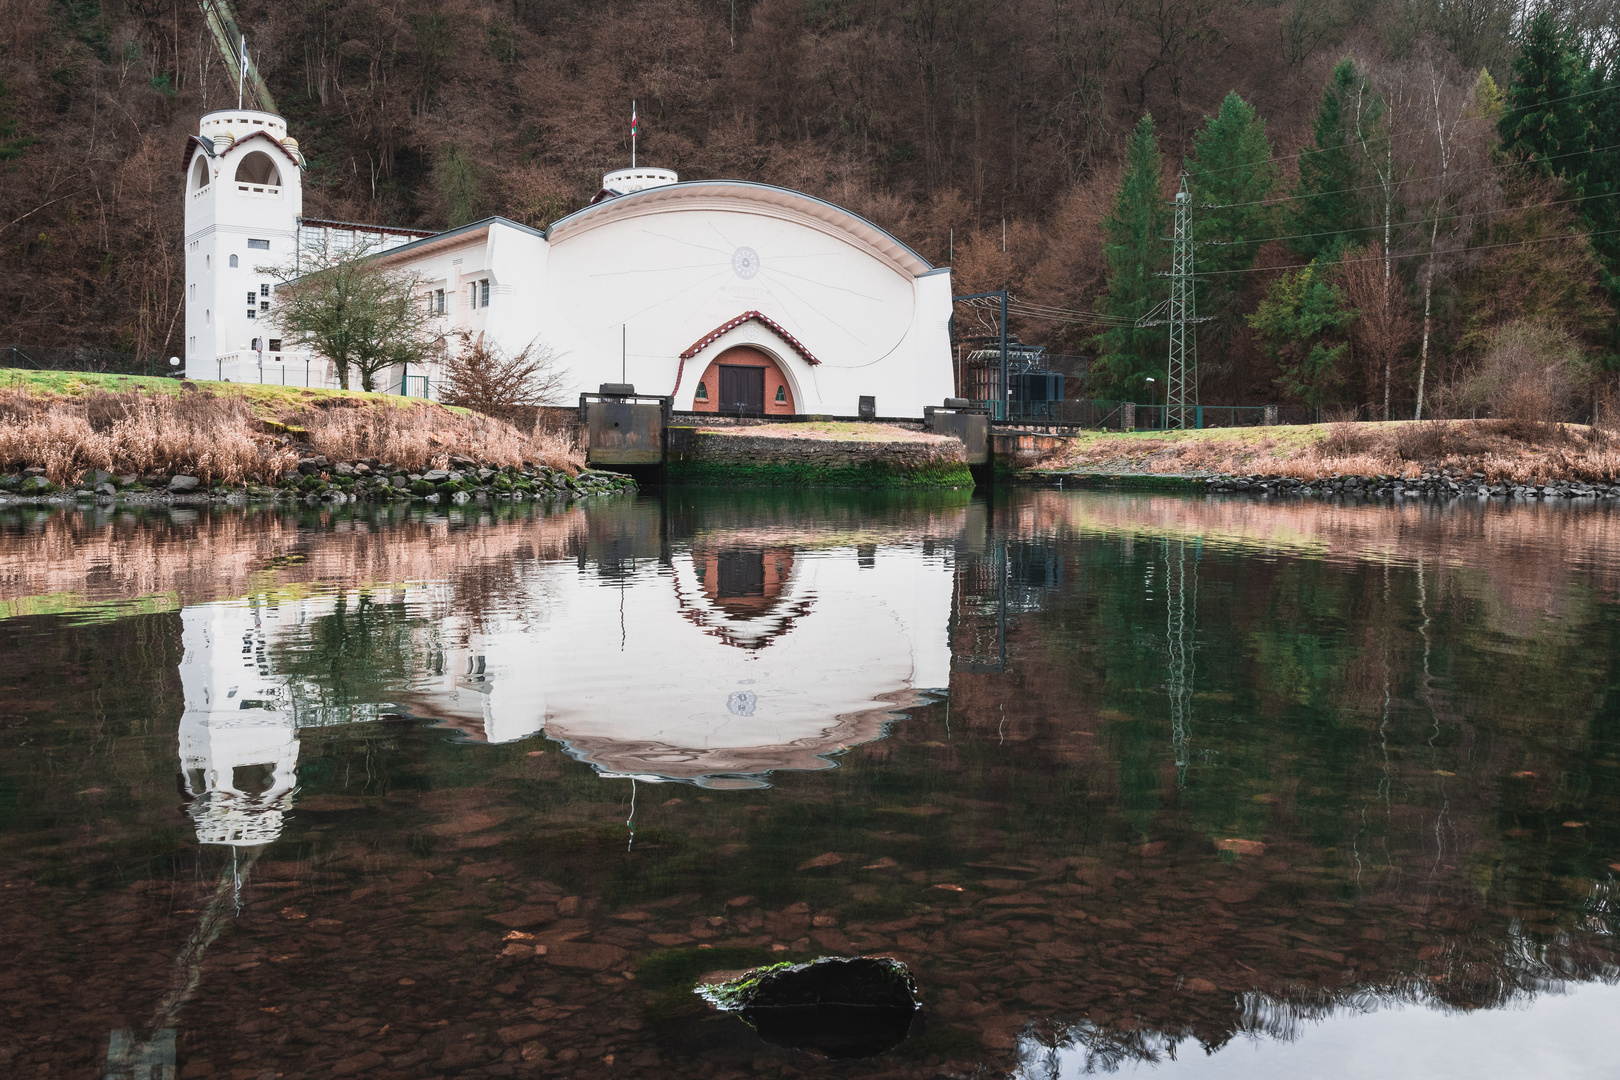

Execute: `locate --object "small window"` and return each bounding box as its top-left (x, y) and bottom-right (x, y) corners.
top-left (229, 254), bottom-right (238, 268)
top-left (247, 291), bottom-right (257, 305)
top-left (268, 339), bottom-right (282, 352)
top-left (695, 381), bottom-right (708, 402)
top-left (248, 239), bottom-right (270, 250)
top-left (234, 151), bottom-right (281, 186)
top-left (259, 284), bottom-right (269, 297)
top-left (251, 337), bottom-right (262, 351)
top-left (206, 254), bottom-right (211, 269)
top-left (246, 309), bottom-right (256, 320)
top-left (481, 279), bottom-right (490, 306)
top-left (192, 157), bottom-right (210, 190)
top-left (775, 385), bottom-right (787, 403)
top-left (205, 309), bottom-right (211, 324)
top-left (435, 289), bottom-right (445, 314)
top-left (260, 301), bottom-right (269, 312)
top-left (469, 283), bottom-right (477, 309)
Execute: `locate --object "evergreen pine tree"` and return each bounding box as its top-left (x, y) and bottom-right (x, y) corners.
top-left (1499, 12), bottom-right (1590, 193)
top-left (1187, 92), bottom-right (1279, 350)
top-left (1090, 113), bottom-right (1167, 401)
top-left (1283, 58), bottom-right (1373, 260)
top-left (1581, 57), bottom-right (1619, 339)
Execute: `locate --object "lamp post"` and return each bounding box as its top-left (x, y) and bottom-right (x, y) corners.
top-left (1145, 377), bottom-right (1157, 431)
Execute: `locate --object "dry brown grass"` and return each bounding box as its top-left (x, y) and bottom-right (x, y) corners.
top-left (1050, 419), bottom-right (1620, 483)
top-left (290, 399), bottom-right (581, 472)
top-left (0, 384), bottom-right (583, 485)
top-left (0, 387), bottom-right (297, 485)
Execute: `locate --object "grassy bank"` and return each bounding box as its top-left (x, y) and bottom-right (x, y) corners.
top-left (1035, 419), bottom-right (1620, 484)
top-left (0, 369), bottom-right (580, 486)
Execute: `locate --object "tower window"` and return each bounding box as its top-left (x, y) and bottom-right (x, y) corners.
top-left (233, 151), bottom-right (282, 186)
top-left (229, 254), bottom-right (238, 268)
top-left (247, 239), bottom-right (269, 250)
top-left (192, 157), bottom-right (210, 190)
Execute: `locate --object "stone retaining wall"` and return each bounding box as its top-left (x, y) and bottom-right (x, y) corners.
top-left (666, 428), bottom-right (972, 487)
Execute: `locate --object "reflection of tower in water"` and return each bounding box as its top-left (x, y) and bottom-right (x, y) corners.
top-left (177, 604), bottom-right (302, 847)
top-left (1163, 536), bottom-right (1199, 790)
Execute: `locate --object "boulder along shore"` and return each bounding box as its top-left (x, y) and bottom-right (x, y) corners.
top-left (0, 455), bottom-right (635, 507)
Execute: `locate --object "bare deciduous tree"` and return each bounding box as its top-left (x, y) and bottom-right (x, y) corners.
top-left (260, 233), bottom-right (444, 392)
top-left (439, 330), bottom-right (567, 411)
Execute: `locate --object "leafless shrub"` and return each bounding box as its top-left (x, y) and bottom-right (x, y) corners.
top-left (1319, 420), bottom-right (1372, 458)
top-left (440, 331), bottom-right (568, 412)
top-left (1445, 321), bottom-right (1588, 428)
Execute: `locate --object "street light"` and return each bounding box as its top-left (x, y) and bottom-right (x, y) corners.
top-left (1145, 378), bottom-right (1157, 430)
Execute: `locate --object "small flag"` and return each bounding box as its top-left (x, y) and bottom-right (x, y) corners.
top-left (630, 104), bottom-right (638, 137)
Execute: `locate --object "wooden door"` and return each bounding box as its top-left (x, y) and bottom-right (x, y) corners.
top-left (718, 364), bottom-right (765, 415)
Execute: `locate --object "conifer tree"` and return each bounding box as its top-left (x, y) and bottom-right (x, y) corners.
top-left (1187, 92), bottom-right (1279, 351)
top-left (1284, 58), bottom-right (1374, 260)
top-left (1499, 12), bottom-right (1590, 193)
top-left (1091, 114), bottom-right (1168, 401)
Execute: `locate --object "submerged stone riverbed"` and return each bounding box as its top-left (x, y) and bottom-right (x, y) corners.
top-left (2, 490), bottom-right (1618, 1079)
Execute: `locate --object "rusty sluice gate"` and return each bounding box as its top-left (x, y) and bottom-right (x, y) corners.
top-left (924, 398), bottom-right (990, 465)
top-left (581, 384), bottom-right (672, 467)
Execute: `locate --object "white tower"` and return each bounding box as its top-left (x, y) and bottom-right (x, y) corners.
top-left (182, 109), bottom-right (304, 382)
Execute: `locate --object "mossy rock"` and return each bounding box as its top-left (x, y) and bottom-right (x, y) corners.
top-left (697, 956), bottom-right (919, 1059)
top-left (410, 479), bottom-right (437, 496)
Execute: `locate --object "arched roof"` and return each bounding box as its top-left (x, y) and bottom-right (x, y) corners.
top-left (544, 180), bottom-right (935, 278)
top-left (179, 130), bottom-right (303, 176)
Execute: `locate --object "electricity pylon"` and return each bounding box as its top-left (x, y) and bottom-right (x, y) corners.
top-left (1166, 174), bottom-right (1199, 430)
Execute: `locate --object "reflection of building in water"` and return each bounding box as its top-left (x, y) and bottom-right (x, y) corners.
top-left (177, 589), bottom-right (545, 846)
top-left (176, 525), bottom-right (957, 831)
top-left (544, 541), bottom-right (952, 785)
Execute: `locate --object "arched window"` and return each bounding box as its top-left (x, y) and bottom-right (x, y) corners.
top-left (695, 381), bottom-right (708, 402)
top-left (234, 151), bottom-right (282, 186)
top-left (192, 157), bottom-right (210, 190)
top-left (229, 254), bottom-right (238, 268)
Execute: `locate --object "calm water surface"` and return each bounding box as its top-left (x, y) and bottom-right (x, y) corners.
top-left (2, 490), bottom-right (1618, 1079)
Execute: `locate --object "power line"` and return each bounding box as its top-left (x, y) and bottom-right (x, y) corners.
top-left (1194, 78), bottom-right (1620, 178)
top-left (1203, 138), bottom-right (1620, 211)
top-left (1200, 188), bottom-right (1620, 250)
top-left (1190, 224), bottom-right (1620, 277)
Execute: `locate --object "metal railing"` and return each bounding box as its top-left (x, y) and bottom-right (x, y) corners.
top-left (971, 398), bottom-right (1314, 430)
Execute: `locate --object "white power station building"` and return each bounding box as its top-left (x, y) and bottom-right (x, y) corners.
top-left (181, 109), bottom-right (955, 416)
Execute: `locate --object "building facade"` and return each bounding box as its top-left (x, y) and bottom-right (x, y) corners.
top-left (182, 112), bottom-right (955, 416)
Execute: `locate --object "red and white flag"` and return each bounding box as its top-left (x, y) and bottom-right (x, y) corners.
top-left (630, 103), bottom-right (638, 138)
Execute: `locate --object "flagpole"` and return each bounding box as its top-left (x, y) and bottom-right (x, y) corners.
top-left (631, 100), bottom-right (636, 168)
top-left (238, 33), bottom-right (246, 110)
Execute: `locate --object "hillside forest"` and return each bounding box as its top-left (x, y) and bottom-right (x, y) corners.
top-left (0, 0), bottom-right (1616, 417)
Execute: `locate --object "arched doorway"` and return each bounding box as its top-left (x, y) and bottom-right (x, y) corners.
top-left (692, 346), bottom-right (796, 416)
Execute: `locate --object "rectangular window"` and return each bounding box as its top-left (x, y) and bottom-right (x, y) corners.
top-left (268, 339), bottom-right (282, 352)
top-left (247, 239), bottom-right (270, 250)
top-left (469, 283), bottom-right (477, 309)
top-left (247, 309), bottom-right (256, 320)
top-left (260, 301), bottom-right (270, 312)
top-left (247, 291), bottom-right (258, 305)
top-left (481, 279), bottom-right (490, 307)
top-left (260, 284), bottom-right (270, 297)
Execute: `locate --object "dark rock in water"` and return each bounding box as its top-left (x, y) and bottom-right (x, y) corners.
top-left (699, 956), bottom-right (918, 1059)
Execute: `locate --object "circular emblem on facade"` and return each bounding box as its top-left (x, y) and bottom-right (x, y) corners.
top-left (731, 246), bottom-right (760, 279)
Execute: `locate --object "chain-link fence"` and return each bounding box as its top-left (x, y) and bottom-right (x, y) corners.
top-left (2, 344), bottom-right (183, 379)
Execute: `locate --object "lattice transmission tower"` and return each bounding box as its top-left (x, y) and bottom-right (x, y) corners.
top-left (1166, 174), bottom-right (1199, 430)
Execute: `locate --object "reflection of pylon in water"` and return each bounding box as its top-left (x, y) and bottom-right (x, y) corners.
top-left (1165, 537), bottom-right (1198, 788)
